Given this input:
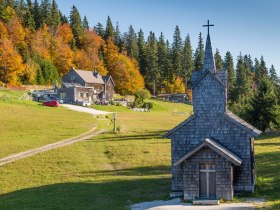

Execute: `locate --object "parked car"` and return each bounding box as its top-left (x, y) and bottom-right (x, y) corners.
top-left (43, 100), bottom-right (60, 107)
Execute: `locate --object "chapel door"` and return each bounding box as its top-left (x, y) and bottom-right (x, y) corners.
top-left (199, 163), bottom-right (216, 199)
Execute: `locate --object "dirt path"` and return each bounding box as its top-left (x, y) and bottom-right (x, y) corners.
top-left (0, 127), bottom-right (104, 167)
top-left (62, 104), bottom-right (111, 115)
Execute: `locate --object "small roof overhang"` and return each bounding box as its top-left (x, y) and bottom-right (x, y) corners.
top-left (174, 138), bottom-right (242, 166)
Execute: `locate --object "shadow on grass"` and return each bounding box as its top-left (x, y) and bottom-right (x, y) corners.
top-left (78, 165), bottom-right (171, 178)
top-left (0, 177), bottom-right (170, 210)
top-left (97, 130), bottom-right (168, 142)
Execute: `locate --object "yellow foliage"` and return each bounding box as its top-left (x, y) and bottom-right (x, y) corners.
top-left (6, 17), bottom-right (26, 53)
top-left (105, 38), bottom-right (144, 94)
top-left (0, 39), bottom-right (25, 85)
top-left (0, 21), bottom-right (8, 39)
top-left (31, 24), bottom-right (51, 59)
top-left (56, 24), bottom-right (73, 44)
top-left (23, 59), bottom-right (38, 84)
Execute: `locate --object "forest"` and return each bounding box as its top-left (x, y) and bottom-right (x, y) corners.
top-left (0, 0), bottom-right (279, 130)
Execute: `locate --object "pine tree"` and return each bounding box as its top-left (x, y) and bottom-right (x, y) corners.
top-left (104, 16), bottom-right (114, 40)
top-left (137, 29), bottom-right (146, 75)
top-left (60, 13), bottom-right (68, 24)
top-left (40, 0), bottom-right (51, 26)
top-left (214, 48), bottom-right (223, 70)
top-left (94, 22), bottom-right (104, 38)
top-left (269, 65), bottom-right (279, 85)
top-left (115, 22), bottom-right (123, 51)
top-left (49, 0), bottom-right (61, 33)
top-left (145, 32), bottom-right (159, 94)
top-left (69, 5), bottom-right (83, 47)
top-left (82, 16), bottom-right (89, 30)
top-left (15, 0), bottom-right (25, 22)
top-left (182, 34), bottom-right (194, 83)
top-left (223, 51), bottom-right (235, 103)
top-left (235, 54), bottom-right (253, 109)
top-left (194, 32), bottom-right (204, 70)
top-left (157, 32), bottom-right (168, 92)
top-left (33, 0), bottom-right (41, 29)
top-left (124, 25), bottom-right (138, 60)
top-left (259, 56), bottom-right (268, 77)
top-left (247, 76), bottom-right (279, 131)
top-left (172, 25), bottom-right (183, 77)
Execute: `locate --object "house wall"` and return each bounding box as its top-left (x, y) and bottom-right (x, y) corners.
top-left (58, 87), bottom-right (75, 103)
top-left (105, 79), bottom-right (114, 101)
top-left (183, 147), bottom-right (233, 201)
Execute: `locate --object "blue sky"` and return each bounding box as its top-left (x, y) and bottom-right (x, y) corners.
top-left (56, 0), bottom-right (280, 75)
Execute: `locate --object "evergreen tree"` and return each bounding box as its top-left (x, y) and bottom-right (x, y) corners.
top-left (244, 54), bottom-right (253, 72)
top-left (36, 66), bottom-right (44, 85)
top-left (259, 56), bottom-right (268, 77)
top-left (269, 65), bottom-right (279, 85)
top-left (40, 0), bottom-right (51, 26)
top-left (33, 0), bottom-right (41, 29)
top-left (157, 32), bottom-right (168, 92)
top-left (25, 8), bottom-right (36, 31)
top-left (214, 48), bottom-right (223, 70)
top-left (254, 58), bottom-right (261, 85)
top-left (194, 32), bottom-right (204, 70)
top-left (104, 16), bottom-right (114, 40)
top-left (49, 0), bottom-right (61, 33)
top-left (166, 40), bottom-right (174, 83)
top-left (15, 0), bottom-right (25, 22)
top-left (60, 12), bottom-right (68, 24)
top-left (82, 16), bottom-right (89, 30)
top-left (172, 25), bottom-right (183, 77)
top-left (235, 53), bottom-right (253, 109)
top-left (115, 22), bottom-right (123, 51)
top-left (247, 76), bottom-right (279, 131)
top-left (223, 51), bottom-right (235, 103)
top-left (137, 29), bottom-right (146, 75)
top-left (182, 34), bottom-right (194, 83)
top-left (94, 22), bottom-right (105, 38)
top-left (69, 5), bottom-right (83, 47)
top-left (145, 32), bottom-right (159, 94)
top-left (124, 25), bottom-right (138, 60)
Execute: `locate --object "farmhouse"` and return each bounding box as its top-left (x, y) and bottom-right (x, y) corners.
top-left (58, 68), bottom-right (115, 104)
top-left (164, 21), bottom-right (261, 201)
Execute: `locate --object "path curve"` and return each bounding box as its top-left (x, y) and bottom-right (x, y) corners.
top-left (62, 104), bottom-right (111, 115)
top-left (0, 127), bottom-right (104, 167)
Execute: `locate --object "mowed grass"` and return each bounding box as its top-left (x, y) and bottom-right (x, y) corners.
top-left (1, 96), bottom-right (280, 209)
top-left (0, 90), bottom-right (97, 158)
top-left (254, 132), bottom-right (280, 209)
top-left (0, 99), bottom-right (191, 209)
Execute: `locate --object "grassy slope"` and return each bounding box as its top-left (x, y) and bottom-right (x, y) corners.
top-left (0, 90), bottom-right (97, 158)
top-left (0, 99), bottom-right (191, 209)
top-left (0, 97), bottom-right (280, 209)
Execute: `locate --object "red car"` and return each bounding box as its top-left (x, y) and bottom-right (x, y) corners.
top-left (43, 100), bottom-right (60, 107)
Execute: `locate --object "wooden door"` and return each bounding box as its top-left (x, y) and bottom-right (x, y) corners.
top-left (199, 163), bottom-right (216, 199)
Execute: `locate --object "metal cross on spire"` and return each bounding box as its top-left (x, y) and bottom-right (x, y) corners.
top-left (203, 20), bottom-right (214, 35)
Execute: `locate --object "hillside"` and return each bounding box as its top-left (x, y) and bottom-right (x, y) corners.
top-left (0, 98), bottom-right (279, 209)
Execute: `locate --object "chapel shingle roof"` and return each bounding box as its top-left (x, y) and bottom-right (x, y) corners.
top-left (174, 138), bottom-right (242, 166)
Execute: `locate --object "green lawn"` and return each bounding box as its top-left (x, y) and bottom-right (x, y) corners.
top-left (0, 90), bottom-right (97, 158)
top-left (0, 96), bottom-right (280, 209)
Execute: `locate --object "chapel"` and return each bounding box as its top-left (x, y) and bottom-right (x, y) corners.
top-left (163, 21), bottom-right (261, 201)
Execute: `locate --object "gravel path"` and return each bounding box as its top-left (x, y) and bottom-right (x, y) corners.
top-left (62, 104), bottom-right (111, 115)
top-left (131, 198), bottom-right (262, 210)
top-left (0, 127), bottom-right (103, 166)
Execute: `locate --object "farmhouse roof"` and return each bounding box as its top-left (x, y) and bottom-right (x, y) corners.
top-left (73, 69), bottom-right (105, 84)
top-left (174, 138), bottom-right (242, 166)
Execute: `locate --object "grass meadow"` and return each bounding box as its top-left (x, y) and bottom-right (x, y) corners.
top-left (0, 92), bottom-right (279, 209)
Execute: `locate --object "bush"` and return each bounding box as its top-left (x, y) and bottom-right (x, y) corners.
top-left (142, 102), bottom-right (153, 110)
top-left (134, 89), bottom-right (151, 104)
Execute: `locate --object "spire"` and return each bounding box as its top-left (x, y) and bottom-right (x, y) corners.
top-left (202, 20), bottom-right (216, 73)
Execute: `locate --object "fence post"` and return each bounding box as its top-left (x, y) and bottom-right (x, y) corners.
top-left (113, 113), bottom-right (116, 132)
